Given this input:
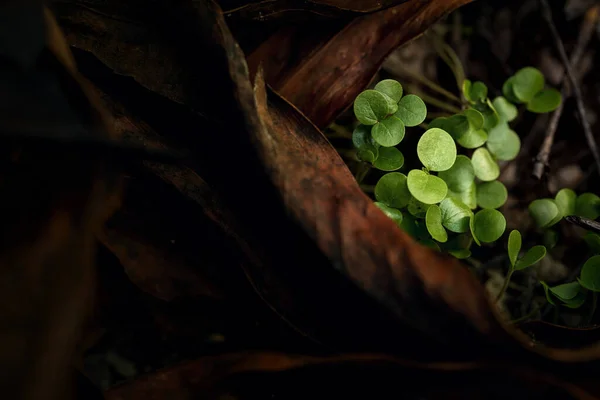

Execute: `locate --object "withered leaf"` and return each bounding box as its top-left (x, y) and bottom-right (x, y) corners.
top-left (247, 0), bottom-right (473, 128)
top-left (219, 0), bottom-right (410, 21)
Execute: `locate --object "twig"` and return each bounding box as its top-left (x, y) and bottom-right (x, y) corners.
top-left (565, 215), bottom-right (600, 234)
top-left (407, 85), bottom-right (462, 114)
top-left (536, 1), bottom-right (600, 178)
top-left (396, 67), bottom-right (462, 104)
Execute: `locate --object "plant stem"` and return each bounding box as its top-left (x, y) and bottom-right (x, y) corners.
top-left (407, 86), bottom-right (462, 114)
top-left (431, 35), bottom-right (466, 93)
top-left (510, 305), bottom-right (541, 324)
top-left (355, 162), bottom-right (371, 184)
top-left (588, 291), bottom-right (598, 325)
top-left (396, 68), bottom-right (461, 104)
top-left (496, 269), bottom-right (514, 303)
top-left (327, 122), bottom-right (353, 139)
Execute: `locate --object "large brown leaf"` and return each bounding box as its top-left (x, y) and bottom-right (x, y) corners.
top-left (246, 0), bottom-right (472, 128)
top-left (104, 352), bottom-right (594, 400)
top-left (218, 0), bottom-right (410, 20)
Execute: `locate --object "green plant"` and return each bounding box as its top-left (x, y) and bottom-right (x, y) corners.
top-left (351, 67), bottom-right (562, 257)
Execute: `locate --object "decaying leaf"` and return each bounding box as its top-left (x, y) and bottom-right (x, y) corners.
top-left (247, 0), bottom-right (473, 128)
top-left (218, 0), bottom-right (410, 20)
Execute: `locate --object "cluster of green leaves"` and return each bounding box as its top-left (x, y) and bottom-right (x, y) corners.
top-left (526, 190), bottom-right (600, 310)
top-left (353, 68), bottom-right (562, 259)
top-left (502, 67), bottom-right (562, 113)
top-left (529, 189), bottom-right (600, 230)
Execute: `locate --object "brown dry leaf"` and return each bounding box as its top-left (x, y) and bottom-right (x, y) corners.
top-left (246, 0), bottom-right (473, 128)
top-left (104, 352), bottom-right (593, 400)
top-left (218, 0), bottom-right (410, 20)
top-left (0, 5), bottom-right (121, 400)
top-left (519, 321), bottom-right (600, 350)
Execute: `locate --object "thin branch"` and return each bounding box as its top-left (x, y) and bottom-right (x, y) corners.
top-left (565, 215), bottom-right (600, 234)
top-left (396, 67), bottom-right (462, 104)
top-left (532, 5), bottom-right (599, 179)
top-left (536, 1), bottom-right (600, 178)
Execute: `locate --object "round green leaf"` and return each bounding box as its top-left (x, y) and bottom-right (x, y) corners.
top-left (373, 147), bottom-right (404, 171)
top-left (374, 79), bottom-right (403, 103)
top-left (407, 170), bottom-right (448, 205)
top-left (527, 88), bottom-right (562, 113)
top-left (486, 124), bottom-right (520, 161)
top-left (549, 282), bottom-right (581, 302)
top-left (427, 117), bottom-right (448, 131)
top-left (394, 94), bottom-right (427, 127)
top-left (512, 67), bottom-right (545, 103)
top-left (540, 281), bottom-right (557, 306)
top-left (371, 116), bottom-right (405, 147)
top-left (471, 148), bottom-right (500, 181)
top-left (352, 124), bottom-right (377, 149)
top-left (502, 77), bottom-right (521, 104)
top-left (357, 148), bottom-right (378, 163)
top-left (407, 197), bottom-right (431, 218)
top-left (492, 96), bottom-right (518, 122)
top-left (580, 255), bottom-right (600, 292)
top-left (528, 199), bottom-right (560, 228)
top-left (448, 182), bottom-right (477, 210)
top-left (439, 197), bottom-right (472, 233)
top-left (374, 202), bottom-right (403, 227)
top-left (463, 80), bottom-right (488, 103)
top-left (477, 100), bottom-right (500, 131)
top-left (426, 205), bottom-right (448, 243)
top-left (456, 128), bottom-right (488, 149)
top-left (464, 108), bottom-right (484, 130)
top-left (472, 209), bottom-right (506, 243)
top-left (462, 79), bottom-right (472, 101)
top-left (555, 188), bottom-right (576, 217)
top-left (476, 180), bottom-right (508, 209)
top-left (438, 155), bottom-right (474, 192)
top-left (449, 249), bottom-right (471, 259)
top-left (585, 233), bottom-right (600, 254)
top-left (515, 245), bottom-right (546, 270)
top-left (575, 193), bottom-right (600, 220)
top-left (417, 128), bottom-right (457, 172)
top-left (562, 292), bottom-right (586, 309)
top-left (469, 215), bottom-right (480, 246)
top-left (374, 172), bottom-right (411, 209)
top-left (354, 90), bottom-right (393, 125)
top-left (508, 230), bottom-right (521, 268)
top-left (400, 214), bottom-right (419, 239)
top-left (443, 233), bottom-right (473, 252)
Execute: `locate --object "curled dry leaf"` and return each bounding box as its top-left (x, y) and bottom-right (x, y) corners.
top-left (104, 352), bottom-right (593, 400)
top-left (246, 0), bottom-right (473, 128)
top-left (218, 0), bottom-right (410, 20)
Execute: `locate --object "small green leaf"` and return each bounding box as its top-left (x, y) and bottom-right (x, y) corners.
top-left (477, 100), bottom-right (500, 131)
top-left (357, 148), bottom-right (378, 163)
top-left (354, 90), bottom-right (393, 125)
top-left (373, 147), bottom-right (404, 171)
top-left (585, 233), bottom-right (600, 254)
top-left (448, 182), bottom-right (477, 210)
top-left (540, 281), bottom-right (557, 306)
top-left (562, 292), bottom-right (586, 309)
top-left (508, 230), bottom-right (521, 268)
top-left (400, 214), bottom-right (419, 238)
top-left (463, 80), bottom-right (488, 103)
top-left (486, 122), bottom-right (521, 161)
top-left (512, 67), bottom-right (545, 103)
top-left (439, 197), bottom-right (472, 233)
top-left (464, 108), bottom-right (484, 130)
top-left (579, 255), bottom-right (600, 292)
top-left (374, 202), bottom-right (403, 227)
top-left (472, 209), bottom-right (506, 243)
top-left (449, 249), bottom-right (471, 259)
top-left (371, 116), bottom-right (405, 147)
top-left (443, 233), bottom-right (473, 253)
top-left (469, 214), bottom-right (480, 246)
top-left (514, 245), bottom-right (546, 270)
top-left (476, 180), bottom-right (508, 209)
top-left (438, 155), bottom-right (475, 193)
top-left (443, 115), bottom-right (470, 141)
top-left (492, 96), bottom-right (518, 122)
top-left (394, 94), bottom-right (427, 127)
top-left (374, 172), bottom-right (411, 209)
top-left (527, 89), bottom-right (562, 113)
top-left (555, 188), bottom-right (576, 217)
top-left (471, 148), bottom-right (500, 182)
top-left (417, 128), bottom-right (457, 172)
top-left (502, 77), bottom-right (521, 104)
top-left (575, 193), bottom-right (600, 220)
top-left (543, 229), bottom-right (559, 250)
top-left (549, 282), bottom-right (581, 301)
top-left (456, 128), bottom-right (488, 149)
top-left (374, 79), bottom-right (403, 103)
top-left (352, 124), bottom-right (377, 149)
top-left (426, 205), bottom-right (448, 243)
top-left (407, 170), bottom-right (448, 205)
top-left (529, 199), bottom-right (560, 228)
top-left (407, 197), bottom-right (431, 218)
